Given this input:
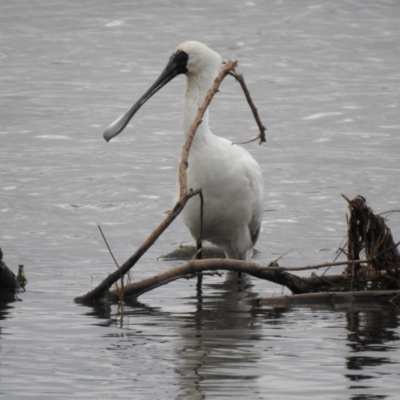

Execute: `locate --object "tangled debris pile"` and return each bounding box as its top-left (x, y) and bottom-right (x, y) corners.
top-left (344, 195), bottom-right (400, 291)
top-left (262, 196), bottom-right (400, 307)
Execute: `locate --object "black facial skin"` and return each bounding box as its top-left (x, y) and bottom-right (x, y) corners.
top-left (103, 50), bottom-right (189, 142)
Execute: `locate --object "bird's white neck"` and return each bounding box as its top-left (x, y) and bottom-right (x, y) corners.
top-left (182, 72), bottom-right (216, 138)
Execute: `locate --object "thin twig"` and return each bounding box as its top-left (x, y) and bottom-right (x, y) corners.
top-left (274, 249), bottom-right (293, 263)
top-left (341, 193), bottom-right (351, 204)
top-left (98, 225), bottom-right (120, 268)
top-left (375, 240), bottom-right (400, 258)
top-left (389, 293), bottom-right (400, 306)
top-left (196, 190), bottom-right (205, 290)
top-left (379, 209), bottom-right (400, 216)
top-left (228, 71), bottom-right (267, 144)
top-left (98, 225), bottom-right (125, 304)
top-left (199, 190), bottom-right (204, 244)
top-left (272, 258), bottom-right (373, 272)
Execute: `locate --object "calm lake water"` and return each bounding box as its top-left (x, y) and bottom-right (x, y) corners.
top-left (1, 0), bottom-right (400, 398)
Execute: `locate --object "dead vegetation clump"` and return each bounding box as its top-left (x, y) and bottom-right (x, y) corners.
top-left (344, 195), bottom-right (400, 291)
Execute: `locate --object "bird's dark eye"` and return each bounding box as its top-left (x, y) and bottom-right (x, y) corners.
top-left (169, 50), bottom-right (188, 74)
top-left (170, 50), bottom-right (188, 66)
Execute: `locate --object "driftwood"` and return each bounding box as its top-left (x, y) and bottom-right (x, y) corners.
top-left (106, 255), bottom-right (396, 302)
top-left (105, 258), bottom-right (342, 301)
top-left (260, 290), bottom-right (400, 308)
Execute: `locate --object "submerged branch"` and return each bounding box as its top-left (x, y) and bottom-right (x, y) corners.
top-left (275, 259), bottom-right (373, 272)
top-left (107, 258), bottom-right (373, 301)
top-left (107, 258), bottom-right (310, 300)
top-left (261, 289), bottom-right (400, 308)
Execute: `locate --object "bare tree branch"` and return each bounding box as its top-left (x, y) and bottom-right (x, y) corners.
top-left (107, 258), bottom-right (306, 300)
top-left (228, 71), bottom-right (267, 144)
top-left (107, 258), bottom-right (376, 301)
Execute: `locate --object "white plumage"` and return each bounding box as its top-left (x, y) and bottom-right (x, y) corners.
top-left (104, 41), bottom-right (264, 261)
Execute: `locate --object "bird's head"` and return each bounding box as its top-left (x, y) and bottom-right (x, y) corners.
top-left (103, 41), bottom-right (221, 142)
top-left (175, 41), bottom-right (222, 79)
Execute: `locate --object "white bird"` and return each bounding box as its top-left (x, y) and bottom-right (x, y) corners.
top-left (104, 41), bottom-right (264, 262)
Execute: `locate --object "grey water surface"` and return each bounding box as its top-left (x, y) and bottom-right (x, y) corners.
top-left (1, 0), bottom-right (400, 398)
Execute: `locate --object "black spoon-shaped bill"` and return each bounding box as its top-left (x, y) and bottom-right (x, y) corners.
top-left (103, 50), bottom-right (188, 142)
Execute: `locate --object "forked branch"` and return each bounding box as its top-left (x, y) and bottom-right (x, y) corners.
top-left (107, 257), bottom-right (376, 301)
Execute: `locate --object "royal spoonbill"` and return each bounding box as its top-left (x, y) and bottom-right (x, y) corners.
top-left (104, 41), bottom-right (264, 262)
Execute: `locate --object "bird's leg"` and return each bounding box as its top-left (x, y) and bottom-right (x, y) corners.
top-left (196, 190), bottom-right (204, 296)
top-left (196, 238), bottom-right (203, 296)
